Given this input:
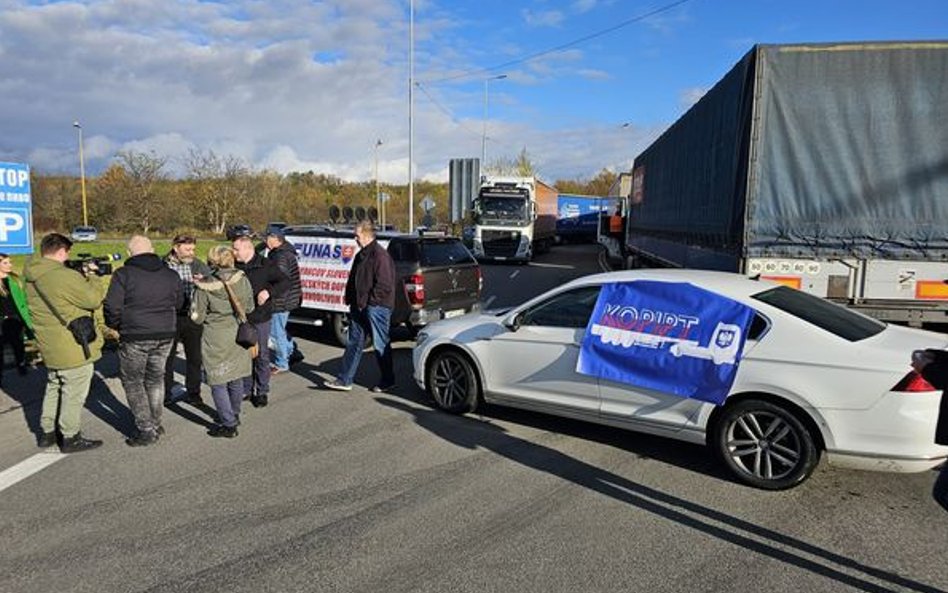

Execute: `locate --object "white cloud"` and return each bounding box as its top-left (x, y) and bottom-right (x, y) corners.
top-left (679, 87), bottom-right (707, 111)
top-left (577, 68), bottom-right (611, 81)
top-left (521, 9), bottom-right (564, 28)
top-left (572, 0), bottom-right (598, 13)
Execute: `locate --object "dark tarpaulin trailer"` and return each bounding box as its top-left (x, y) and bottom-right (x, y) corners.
top-left (628, 41), bottom-right (948, 270)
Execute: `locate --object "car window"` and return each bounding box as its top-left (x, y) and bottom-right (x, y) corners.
top-left (520, 286), bottom-right (602, 329)
top-left (748, 313), bottom-right (770, 341)
top-left (388, 240), bottom-right (420, 262)
top-left (752, 286), bottom-right (885, 341)
top-left (420, 240), bottom-right (475, 266)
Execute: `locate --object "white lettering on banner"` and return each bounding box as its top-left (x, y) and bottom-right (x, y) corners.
top-left (0, 168), bottom-right (29, 189)
top-left (0, 212), bottom-right (25, 242)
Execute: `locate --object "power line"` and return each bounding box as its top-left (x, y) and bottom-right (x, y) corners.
top-left (422, 0), bottom-right (694, 85)
top-left (415, 81), bottom-right (520, 155)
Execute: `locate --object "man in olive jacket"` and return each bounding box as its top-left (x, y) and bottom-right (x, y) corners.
top-left (24, 233), bottom-right (105, 453)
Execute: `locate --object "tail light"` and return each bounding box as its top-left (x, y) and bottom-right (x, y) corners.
top-left (475, 267), bottom-right (483, 294)
top-left (406, 273), bottom-right (425, 308)
top-left (891, 371), bottom-right (936, 393)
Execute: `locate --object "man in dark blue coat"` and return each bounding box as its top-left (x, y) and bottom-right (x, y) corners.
top-left (105, 235), bottom-right (183, 446)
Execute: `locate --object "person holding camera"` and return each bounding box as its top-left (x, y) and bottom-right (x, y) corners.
top-left (104, 236), bottom-right (183, 447)
top-left (23, 233), bottom-right (105, 453)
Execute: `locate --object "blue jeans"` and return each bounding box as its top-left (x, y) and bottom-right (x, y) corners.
top-left (270, 311), bottom-right (293, 370)
top-left (211, 379), bottom-right (245, 428)
top-left (337, 305), bottom-right (394, 387)
top-left (242, 321), bottom-right (271, 398)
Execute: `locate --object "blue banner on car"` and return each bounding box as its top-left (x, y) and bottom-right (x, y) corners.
top-left (577, 281), bottom-right (755, 405)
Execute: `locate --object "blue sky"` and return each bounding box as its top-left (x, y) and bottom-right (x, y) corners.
top-left (0, 0), bottom-right (945, 183)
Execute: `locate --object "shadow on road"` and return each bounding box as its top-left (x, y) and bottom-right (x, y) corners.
top-left (376, 396), bottom-right (942, 593)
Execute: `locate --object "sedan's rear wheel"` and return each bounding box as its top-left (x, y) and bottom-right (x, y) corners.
top-left (713, 399), bottom-right (819, 490)
top-left (426, 349), bottom-right (479, 414)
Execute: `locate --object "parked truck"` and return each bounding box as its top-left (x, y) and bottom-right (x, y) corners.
top-left (555, 193), bottom-right (605, 243)
top-left (471, 176), bottom-right (558, 262)
top-left (622, 41), bottom-right (948, 325)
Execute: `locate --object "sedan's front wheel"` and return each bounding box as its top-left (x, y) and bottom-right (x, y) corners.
top-left (426, 349), bottom-right (479, 414)
top-left (712, 399), bottom-right (820, 490)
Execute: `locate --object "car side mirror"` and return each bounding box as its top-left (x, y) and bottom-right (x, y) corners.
top-left (504, 312), bottom-right (523, 332)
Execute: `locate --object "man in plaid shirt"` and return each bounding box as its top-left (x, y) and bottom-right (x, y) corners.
top-left (163, 235), bottom-right (212, 405)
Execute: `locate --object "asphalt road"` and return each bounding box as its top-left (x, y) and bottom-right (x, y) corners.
top-left (1, 244), bottom-right (946, 593)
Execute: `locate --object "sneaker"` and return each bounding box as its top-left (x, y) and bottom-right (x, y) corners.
top-left (125, 432), bottom-right (158, 447)
top-left (37, 432), bottom-right (57, 448)
top-left (60, 432), bottom-right (103, 454)
top-left (324, 379), bottom-right (352, 391)
top-left (168, 383), bottom-right (187, 400)
top-left (251, 394), bottom-right (269, 408)
top-left (184, 393), bottom-right (203, 406)
top-left (207, 424), bottom-right (238, 438)
top-left (289, 348), bottom-right (305, 366)
top-left (371, 383), bottom-right (395, 394)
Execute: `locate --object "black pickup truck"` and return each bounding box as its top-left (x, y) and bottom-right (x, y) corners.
top-left (283, 226), bottom-right (482, 346)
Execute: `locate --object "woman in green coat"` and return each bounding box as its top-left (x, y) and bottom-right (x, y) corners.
top-left (190, 245), bottom-right (255, 438)
top-left (0, 253), bottom-right (33, 380)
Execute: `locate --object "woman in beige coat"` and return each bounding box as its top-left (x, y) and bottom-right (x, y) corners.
top-left (191, 245), bottom-right (254, 438)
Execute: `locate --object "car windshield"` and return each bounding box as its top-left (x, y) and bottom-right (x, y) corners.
top-left (74, 227), bottom-right (95, 232)
top-left (752, 286), bottom-right (885, 341)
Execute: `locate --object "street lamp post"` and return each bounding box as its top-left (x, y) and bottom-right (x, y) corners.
top-left (482, 74), bottom-right (507, 170)
top-left (408, 0), bottom-right (414, 233)
top-left (73, 120), bottom-right (88, 226)
top-left (374, 139), bottom-right (383, 228)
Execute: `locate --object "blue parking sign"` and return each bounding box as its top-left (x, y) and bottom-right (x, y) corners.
top-left (0, 162), bottom-right (34, 254)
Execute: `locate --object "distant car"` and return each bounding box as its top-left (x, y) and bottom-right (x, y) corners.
top-left (265, 221), bottom-right (288, 236)
top-left (412, 268), bottom-right (948, 490)
top-left (70, 226), bottom-right (98, 242)
top-left (225, 224), bottom-right (253, 241)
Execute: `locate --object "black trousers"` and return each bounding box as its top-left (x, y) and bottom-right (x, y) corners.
top-left (164, 315), bottom-right (204, 397)
top-left (0, 317), bottom-right (26, 371)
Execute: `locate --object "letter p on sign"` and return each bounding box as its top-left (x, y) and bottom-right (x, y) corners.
top-left (0, 212), bottom-right (24, 242)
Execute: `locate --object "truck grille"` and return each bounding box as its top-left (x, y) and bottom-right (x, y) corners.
top-left (483, 230), bottom-right (521, 257)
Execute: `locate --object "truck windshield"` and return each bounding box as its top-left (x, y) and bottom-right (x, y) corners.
top-left (475, 196), bottom-right (527, 224)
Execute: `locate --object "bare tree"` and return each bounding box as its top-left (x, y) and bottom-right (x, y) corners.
top-left (183, 148), bottom-right (251, 234)
top-left (114, 150), bottom-right (168, 233)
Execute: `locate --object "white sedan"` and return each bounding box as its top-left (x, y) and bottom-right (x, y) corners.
top-left (413, 269), bottom-right (948, 490)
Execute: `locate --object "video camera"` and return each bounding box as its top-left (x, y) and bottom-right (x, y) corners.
top-left (65, 253), bottom-right (122, 276)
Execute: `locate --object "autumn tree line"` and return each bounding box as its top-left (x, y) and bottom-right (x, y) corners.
top-left (30, 148), bottom-right (619, 237)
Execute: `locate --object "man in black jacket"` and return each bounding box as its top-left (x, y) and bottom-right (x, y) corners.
top-left (912, 348), bottom-right (948, 513)
top-left (265, 229), bottom-right (302, 372)
top-left (325, 221), bottom-right (395, 392)
top-left (233, 235), bottom-right (290, 407)
top-left (105, 235), bottom-right (183, 446)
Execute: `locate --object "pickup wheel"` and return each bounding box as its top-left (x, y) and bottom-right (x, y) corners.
top-left (426, 349), bottom-right (479, 414)
top-left (711, 398), bottom-right (820, 490)
top-left (331, 312), bottom-right (350, 348)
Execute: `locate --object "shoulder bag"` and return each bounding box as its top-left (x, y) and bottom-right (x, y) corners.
top-left (29, 280), bottom-right (97, 360)
top-left (220, 275), bottom-right (259, 359)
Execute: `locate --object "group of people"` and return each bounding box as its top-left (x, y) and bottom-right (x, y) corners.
top-left (0, 219), bottom-right (397, 452)
top-left (0, 227), bottom-right (304, 451)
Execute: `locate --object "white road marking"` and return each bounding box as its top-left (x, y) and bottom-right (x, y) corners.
top-left (0, 451), bottom-right (65, 494)
top-left (528, 262), bottom-right (574, 269)
top-left (484, 295), bottom-right (497, 309)
top-left (510, 270), bottom-right (520, 279)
